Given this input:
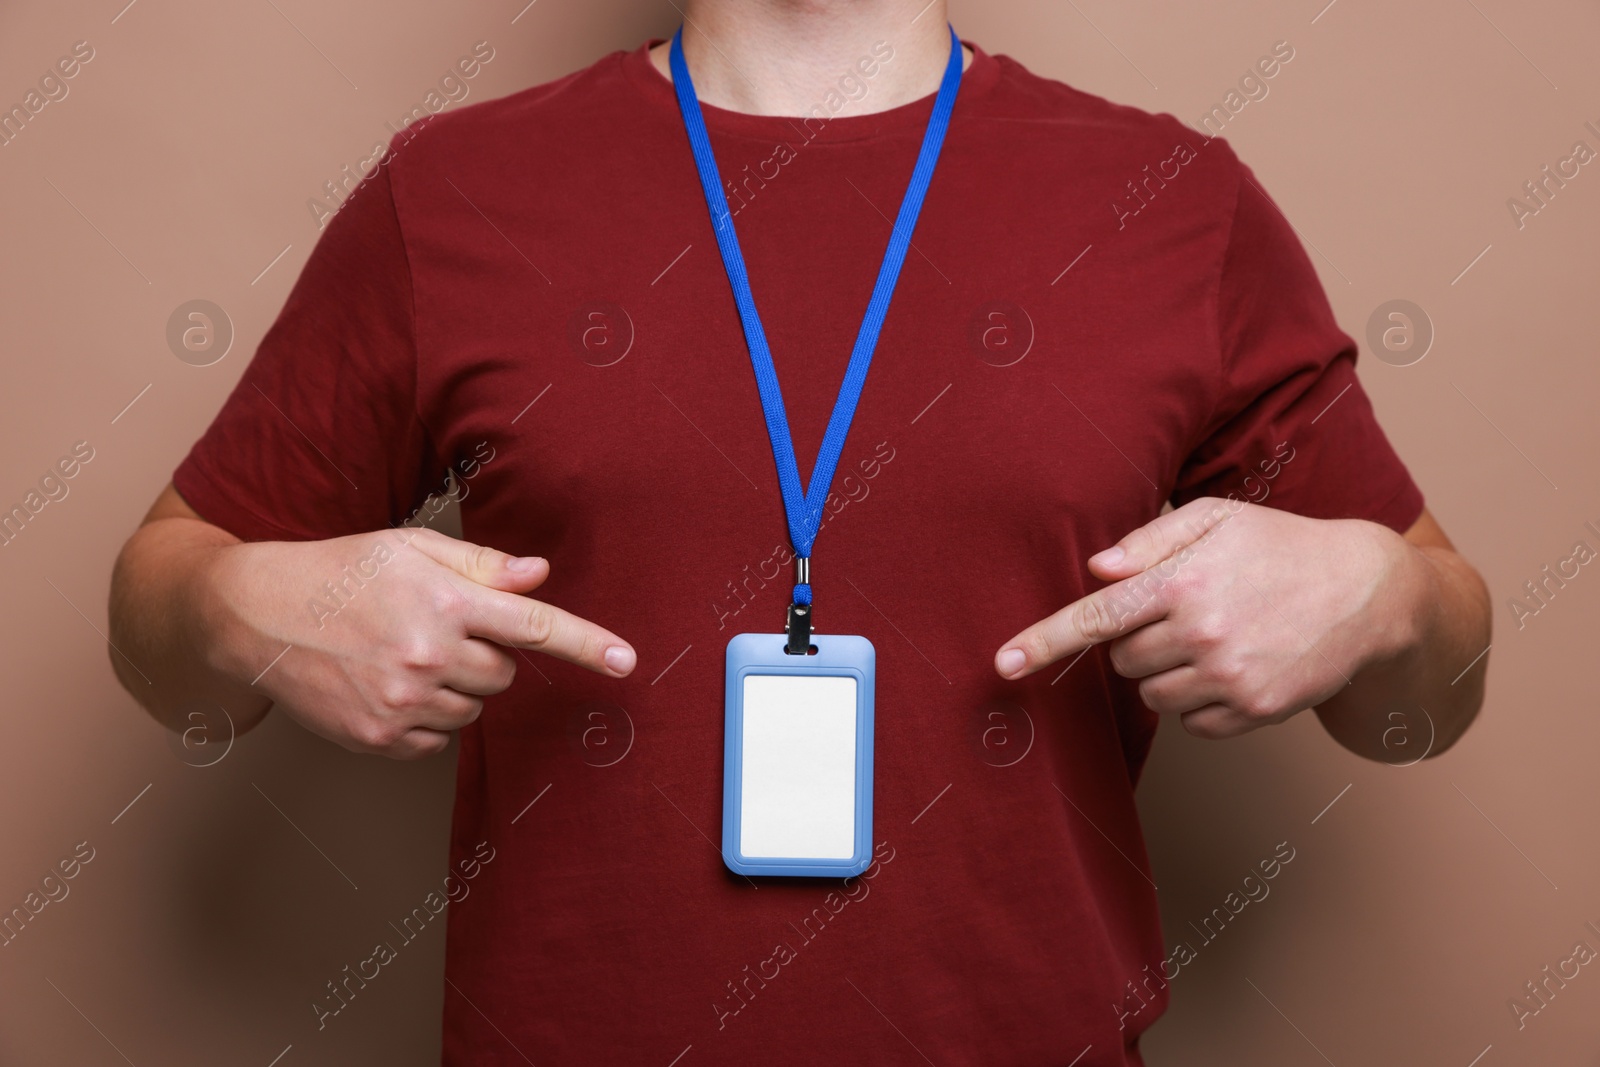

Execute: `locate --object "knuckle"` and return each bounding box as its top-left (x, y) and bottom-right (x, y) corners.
top-left (1238, 688), bottom-right (1279, 721)
top-left (1132, 525), bottom-right (1161, 562)
top-left (576, 626), bottom-right (608, 666)
top-left (469, 543), bottom-right (499, 574)
top-left (417, 732), bottom-right (453, 758)
top-left (1208, 654), bottom-right (1247, 688)
top-left (398, 636), bottom-right (447, 673)
top-left (488, 655), bottom-right (517, 693)
top-left (378, 676), bottom-right (425, 712)
top-left (1023, 628), bottom-right (1056, 664)
top-left (1072, 595), bottom-right (1120, 642)
top-left (1107, 639), bottom-right (1145, 681)
top-left (351, 716), bottom-right (401, 752)
top-left (452, 697), bottom-right (484, 727)
top-left (520, 601), bottom-right (554, 647)
top-left (1189, 611), bottom-right (1228, 648)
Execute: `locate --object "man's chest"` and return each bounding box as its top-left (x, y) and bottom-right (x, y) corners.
top-left (401, 129), bottom-right (1225, 579)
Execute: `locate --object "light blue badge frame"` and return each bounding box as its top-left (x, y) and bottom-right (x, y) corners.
top-left (722, 632), bottom-right (875, 878)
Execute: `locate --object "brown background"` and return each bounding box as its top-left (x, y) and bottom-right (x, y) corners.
top-left (1, 0), bottom-right (1596, 1063)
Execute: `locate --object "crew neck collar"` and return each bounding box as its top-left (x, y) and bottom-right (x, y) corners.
top-left (623, 35), bottom-right (998, 144)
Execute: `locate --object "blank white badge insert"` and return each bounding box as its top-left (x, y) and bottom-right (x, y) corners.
top-left (738, 673), bottom-right (858, 859)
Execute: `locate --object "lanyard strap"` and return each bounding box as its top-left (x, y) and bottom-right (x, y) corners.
top-left (669, 26), bottom-right (964, 620)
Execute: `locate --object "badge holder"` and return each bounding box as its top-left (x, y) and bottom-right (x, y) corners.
top-left (722, 606), bottom-right (876, 878)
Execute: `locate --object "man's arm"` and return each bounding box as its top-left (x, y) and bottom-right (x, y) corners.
top-left (109, 484), bottom-right (272, 734)
top-left (993, 499), bottom-right (1489, 761)
top-left (109, 483), bottom-right (637, 760)
top-left (1312, 509), bottom-right (1487, 759)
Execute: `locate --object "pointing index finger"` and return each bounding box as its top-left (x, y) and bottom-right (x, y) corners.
top-left (995, 573), bottom-right (1173, 680)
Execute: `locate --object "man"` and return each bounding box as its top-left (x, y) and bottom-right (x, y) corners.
top-left (109, 1), bottom-right (1489, 1062)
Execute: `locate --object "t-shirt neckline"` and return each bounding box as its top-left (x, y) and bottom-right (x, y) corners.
top-left (623, 36), bottom-right (999, 144)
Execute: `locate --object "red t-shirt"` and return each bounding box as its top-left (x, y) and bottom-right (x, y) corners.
top-left (175, 38), bottom-right (1422, 1066)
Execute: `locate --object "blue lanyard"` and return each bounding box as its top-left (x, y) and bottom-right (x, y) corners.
top-left (669, 25), bottom-right (964, 623)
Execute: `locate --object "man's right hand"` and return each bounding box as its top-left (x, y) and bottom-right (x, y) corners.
top-left (109, 485), bottom-right (635, 760)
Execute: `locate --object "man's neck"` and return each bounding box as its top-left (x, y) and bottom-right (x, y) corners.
top-left (647, 0), bottom-right (967, 117)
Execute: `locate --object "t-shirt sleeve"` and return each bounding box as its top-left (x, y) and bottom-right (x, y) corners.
top-left (1169, 155), bottom-right (1424, 533)
top-left (173, 162), bottom-right (443, 542)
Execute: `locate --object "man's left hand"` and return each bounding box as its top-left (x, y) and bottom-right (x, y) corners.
top-left (993, 498), bottom-right (1427, 739)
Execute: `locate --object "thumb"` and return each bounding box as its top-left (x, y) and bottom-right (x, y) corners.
top-left (397, 527), bottom-right (549, 593)
top-left (1086, 497), bottom-right (1239, 580)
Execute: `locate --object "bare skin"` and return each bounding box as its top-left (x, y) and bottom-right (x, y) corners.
top-left (110, 0), bottom-right (1490, 765)
top-left (109, 485), bottom-right (636, 760)
top-left (646, 0), bottom-right (970, 115)
top-left (994, 500), bottom-right (1490, 761)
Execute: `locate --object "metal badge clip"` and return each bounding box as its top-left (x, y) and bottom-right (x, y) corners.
top-left (785, 601), bottom-right (812, 655)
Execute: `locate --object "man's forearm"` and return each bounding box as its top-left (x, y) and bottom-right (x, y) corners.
top-left (108, 516), bottom-right (272, 733)
top-left (1316, 539), bottom-right (1491, 761)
